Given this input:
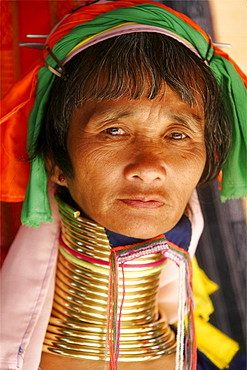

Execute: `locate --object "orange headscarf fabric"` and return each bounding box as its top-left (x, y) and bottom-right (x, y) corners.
top-left (1, 0), bottom-right (246, 213)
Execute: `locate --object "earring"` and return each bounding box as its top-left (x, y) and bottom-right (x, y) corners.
top-left (58, 174), bottom-right (65, 183)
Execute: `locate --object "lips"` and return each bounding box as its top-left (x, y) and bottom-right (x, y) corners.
top-left (120, 196), bottom-right (165, 209)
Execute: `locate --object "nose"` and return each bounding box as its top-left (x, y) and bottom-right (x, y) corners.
top-left (124, 145), bottom-right (167, 184)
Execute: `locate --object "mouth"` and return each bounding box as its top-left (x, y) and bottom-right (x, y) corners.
top-left (120, 196), bottom-right (165, 210)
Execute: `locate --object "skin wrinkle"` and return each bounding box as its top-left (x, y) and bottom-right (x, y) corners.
top-left (36, 33), bottom-right (230, 187)
top-left (50, 86), bottom-right (206, 239)
top-left (36, 31), bottom-right (228, 370)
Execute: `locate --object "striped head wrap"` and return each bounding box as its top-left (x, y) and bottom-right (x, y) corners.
top-left (1, 0), bottom-right (246, 227)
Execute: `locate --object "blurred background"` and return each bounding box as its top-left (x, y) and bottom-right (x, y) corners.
top-left (1, 0), bottom-right (246, 355)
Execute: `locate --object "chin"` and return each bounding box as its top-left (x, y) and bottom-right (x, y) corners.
top-left (111, 224), bottom-right (167, 240)
top-left (132, 231), bottom-right (164, 239)
top-left (98, 212), bottom-right (181, 240)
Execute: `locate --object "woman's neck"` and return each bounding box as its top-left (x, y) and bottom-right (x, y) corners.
top-left (42, 195), bottom-right (177, 362)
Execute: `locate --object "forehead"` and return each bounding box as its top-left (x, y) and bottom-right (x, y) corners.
top-left (71, 85), bottom-right (204, 130)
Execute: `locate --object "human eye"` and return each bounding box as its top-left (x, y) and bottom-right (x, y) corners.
top-left (104, 127), bottom-right (126, 136)
top-left (166, 131), bottom-right (188, 140)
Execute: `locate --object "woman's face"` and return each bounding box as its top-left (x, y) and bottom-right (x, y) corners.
top-left (56, 86), bottom-right (206, 239)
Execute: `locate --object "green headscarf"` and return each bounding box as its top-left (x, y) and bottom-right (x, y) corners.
top-left (20, 1), bottom-right (246, 227)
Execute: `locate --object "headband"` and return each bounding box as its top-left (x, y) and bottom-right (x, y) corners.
top-left (1, 0), bottom-right (246, 227)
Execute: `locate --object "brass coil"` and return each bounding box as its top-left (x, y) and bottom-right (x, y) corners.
top-left (43, 196), bottom-right (176, 361)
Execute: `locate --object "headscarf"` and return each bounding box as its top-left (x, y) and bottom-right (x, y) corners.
top-left (1, 0), bottom-right (246, 227)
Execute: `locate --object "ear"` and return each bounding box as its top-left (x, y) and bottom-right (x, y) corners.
top-left (45, 159), bottom-right (69, 187)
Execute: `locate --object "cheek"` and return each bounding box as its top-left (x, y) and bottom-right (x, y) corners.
top-left (67, 148), bottom-right (120, 198)
top-left (183, 142), bottom-right (206, 166)
top-left (174, 145), bottom-right (206, 186)
top-left (74, 139), bottom-right (124, 167)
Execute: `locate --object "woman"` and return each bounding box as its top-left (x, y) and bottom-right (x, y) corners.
top-left (1, 1), bottom-right (246, 370)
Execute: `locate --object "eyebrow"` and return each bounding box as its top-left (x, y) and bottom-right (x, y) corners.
top-left (90, 110), bottom-right (132, 121)
top-left (169, 113), bottom-right (204, 131)
top-left (86, 108), bottom-right (204, 132)
top-left (85, 109), bottom-right (133, 128)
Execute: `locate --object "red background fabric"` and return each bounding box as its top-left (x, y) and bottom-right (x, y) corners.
top-left (0, 0), bottom-right (78, 266)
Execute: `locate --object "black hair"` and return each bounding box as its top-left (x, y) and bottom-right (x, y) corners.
top-left (34, 32), bottom-right (231, 185)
